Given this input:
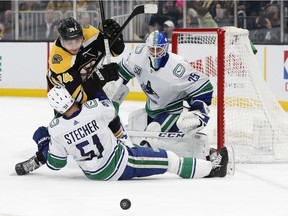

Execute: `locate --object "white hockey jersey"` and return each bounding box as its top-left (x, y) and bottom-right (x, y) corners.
top-left (119, 45), bottom-right (213, 117)
top-left (47, 99), bottom-right (128, 180)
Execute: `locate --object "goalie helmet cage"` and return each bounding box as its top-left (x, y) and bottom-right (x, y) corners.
top-left (172, 27), bottom-right (288, 163)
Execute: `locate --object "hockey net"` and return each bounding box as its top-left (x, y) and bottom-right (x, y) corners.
top-left (172, 27), bottom-right (288, 163)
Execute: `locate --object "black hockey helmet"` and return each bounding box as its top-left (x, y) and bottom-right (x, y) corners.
top-left (58, 17), bottom-right (83, 40)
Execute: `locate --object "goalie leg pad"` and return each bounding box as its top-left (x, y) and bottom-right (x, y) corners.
top-left (190, 132), bottom-right (210, 160)
top-left (127, 108), bottom-right (148, 131)
top-left (127, 131), bottom-right (210, 159)
top-left (145, 122), bottom-right (161, 132)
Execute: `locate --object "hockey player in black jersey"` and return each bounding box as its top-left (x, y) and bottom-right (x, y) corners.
top-left (16, 17), bottom-right (129, 171)
top-left (46, 17), bottom-right (128, 139)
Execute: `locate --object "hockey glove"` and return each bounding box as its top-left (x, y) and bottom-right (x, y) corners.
top-left (99, 63), bottom-right (120, 83)
top-left (33, 126), bottom-right (50, 153)
top-left (176, 100), bottom-right (210, 134)
top-left (99, 19), bottom-right (123, 40)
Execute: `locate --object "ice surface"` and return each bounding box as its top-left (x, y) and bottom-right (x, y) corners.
top-left (0, 97), bottom-right (288, 216)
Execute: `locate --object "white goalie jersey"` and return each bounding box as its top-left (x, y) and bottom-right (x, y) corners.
top-left (47, 99), bottom-right (128, 180)
top-left (119, 45), bottom-right (213, 117)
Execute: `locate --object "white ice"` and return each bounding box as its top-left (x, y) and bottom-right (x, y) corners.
top-left (0, 97), bottom-right (288, 216)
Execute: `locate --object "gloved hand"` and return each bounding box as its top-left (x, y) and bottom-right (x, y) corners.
top-left (99, 19), bottom-right (122, 39)
top-left (33, 126), bottom-right (51, 152)
top-left (190, 100), bottom-right (210, 129)
top-left (176, 100), bottom-right (210, 134)
top-left (99, 63), bottom-right (120, 82)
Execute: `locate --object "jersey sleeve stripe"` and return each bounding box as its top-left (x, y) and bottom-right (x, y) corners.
top-left (47, 152), bottom-right (67, 170)
top-left (186, 81), bottom-right (213, 99)
top-left (145, 100), bottom-right (183, 117)
top-left (119, 60), bottom-right (135, 80)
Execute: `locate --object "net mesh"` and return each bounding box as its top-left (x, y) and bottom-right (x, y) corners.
top-left (173, 27), bottom-right (288, 163)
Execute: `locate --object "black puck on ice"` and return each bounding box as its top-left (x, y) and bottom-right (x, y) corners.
top-left (120, 199), bottom-right (131, 210)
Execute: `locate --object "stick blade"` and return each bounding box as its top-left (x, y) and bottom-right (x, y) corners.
top-left (144, 4), bottom-right (158, 14)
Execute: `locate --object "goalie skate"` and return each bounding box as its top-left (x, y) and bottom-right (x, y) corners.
top-left (15, 155), bottom-right (43, 175)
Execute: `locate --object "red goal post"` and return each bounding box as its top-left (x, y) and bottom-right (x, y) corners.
top-left (172, 27), bottom-right (288, 163)
top-left (172, 28), bottom-right (225, 153)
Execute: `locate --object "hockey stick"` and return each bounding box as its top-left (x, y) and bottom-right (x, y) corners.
top-left (99, 0), bottom-right (112, 64)
top-left (85, 3), bottom-right (158, 81)
top-left (99, 0), bottom-right (128, 103)
top-left (93, 3), bottom-right (158, 102)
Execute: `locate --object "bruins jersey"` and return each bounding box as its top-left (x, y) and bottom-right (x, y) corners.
top-left (47, 25), bottom-right (125, 104)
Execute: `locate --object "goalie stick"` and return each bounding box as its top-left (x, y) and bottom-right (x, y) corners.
top-left (14, 3), bottom-right (158, 176)
top-left (127, 130), bottom-right (235, 176)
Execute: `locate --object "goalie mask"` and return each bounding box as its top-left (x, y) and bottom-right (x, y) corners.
top-left (146, 30), bottom-right (169, 69)
top-left (47, 85), bottom-right (75, 114)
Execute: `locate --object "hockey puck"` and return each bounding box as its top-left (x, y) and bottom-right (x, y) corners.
top-left (120, 199), bottom-right (131, 210)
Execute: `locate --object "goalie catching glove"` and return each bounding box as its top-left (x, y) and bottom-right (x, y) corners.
top-left (176, 100), bottom-right (210, 134)
top-left (99, 19), bottom-right (123, 40)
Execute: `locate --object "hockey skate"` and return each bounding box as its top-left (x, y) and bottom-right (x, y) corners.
top-left (139, 140), bottom-right (152, 148)
top-left (206, 146), bottom-right (235, 177)
top-left (15, 155), bottom-right (44, 175)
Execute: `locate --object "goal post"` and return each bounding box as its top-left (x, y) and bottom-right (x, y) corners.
top-left (173, 28), bottom-right (226, 153)
top-left (172, 27), bottom-right (288, 163)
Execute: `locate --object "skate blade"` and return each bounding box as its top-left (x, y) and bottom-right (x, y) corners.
top-left (226, 145), bottom-right (235, 176)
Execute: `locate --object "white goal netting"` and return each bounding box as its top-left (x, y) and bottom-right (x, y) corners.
top-left (172, 27), bottom-right (288, 163)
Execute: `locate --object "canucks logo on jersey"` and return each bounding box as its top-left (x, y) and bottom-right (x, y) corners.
top-left (141, 81), bottom-right (159, 104)
top-left (173, 64), bottom-right (186, 78)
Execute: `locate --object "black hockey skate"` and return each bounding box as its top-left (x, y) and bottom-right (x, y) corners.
top-left (15, 155), bottom-right (44, 175)
top-left (206, 146), bottom-right (229, 178)
top-left (139, 140), bottom-right (152, 148)
top-left (206, 147), bottom-right (218, 161)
